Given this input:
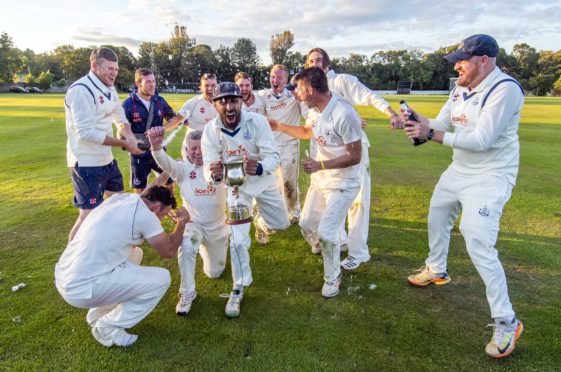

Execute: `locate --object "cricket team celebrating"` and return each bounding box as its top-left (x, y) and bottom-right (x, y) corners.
top-left (55, 34), bottom-right (525, 359)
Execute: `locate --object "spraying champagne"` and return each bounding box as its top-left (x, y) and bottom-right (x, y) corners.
top-left (400, 100), bottom-right (426, 146)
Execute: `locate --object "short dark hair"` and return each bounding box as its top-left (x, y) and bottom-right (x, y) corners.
top-left (144, 185), bottom-right (177, 209)
top-left (305, 48), bottom-right (331, 69)
top-left (135, 68), bottom-right (154, 83)
top-left (90, 47), bottom-right (118, 65)
top-left (294, 67), bottom-right (329, 94)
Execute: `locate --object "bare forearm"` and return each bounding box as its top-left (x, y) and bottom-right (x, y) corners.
top-left (160, 223), bottom-right (185, 258)
top-left (277, 123), bottom-right (312, 140)
top-left (163, 115), bottom-right (185, 131)
top-left (102, 135), bottom-right (130, 149)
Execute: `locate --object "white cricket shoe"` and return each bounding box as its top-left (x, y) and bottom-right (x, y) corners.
top-left (341, 255), bottom-right (370, 270)
top-left (92, 325), bottom-right (138, 347)
top-left (311, 243), bottom-right (321, 255)
top-left (176, 291), bottom-right (197, 316)
top-left (225, 289), bottom-right (244, 318)
top-left (321, 273), bottom-right (342, 298)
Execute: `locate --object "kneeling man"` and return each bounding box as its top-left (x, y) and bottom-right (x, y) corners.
top-left (148, 127), bottom-right (229, 316)
top-left (55, 186), bottom-right (188, 347)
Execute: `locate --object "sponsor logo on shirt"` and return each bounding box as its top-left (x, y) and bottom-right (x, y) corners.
top-left (99, 96), bottom-right (105, 104)
top-left (226, 144), bottom-right (248, 158)
top-left (316, 135), bottom-right (327, 146)
top-left (270, 101), bottom-right (287, 111)
top-left (195, 184), bottom-right (216, 196)
top-left (189, 170), bottom-right (197, 180)
top-left (452, 93), bottom-right (460, 102)
top-left (452, 114), bottom-right (468, 126)
top-left (200, 107), bottom-right (206, 114)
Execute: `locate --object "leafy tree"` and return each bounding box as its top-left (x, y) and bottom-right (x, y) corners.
top-left (512, 43), bottom-right (539, 87)
top-left (53, 45), bottom-right (91, 81)
top-left (283, 51), bottom-right (304, 75)
top-left (36, 70), bottom-right (54, 91)
top-left (0, 32), bottom-right (23, 83)
top-left (214, 45), bottom-right (236, 82)
top-left (552, 76), bottom-right (561, 96)
top-left (137, 41), bottom-right (158, 71)
top-left (270, 31), bottom-right (294, 65)
top-left (231, 38), bottom-right (261, 76)
top-left (183, 44), bottom-right (218, 83)
top-left (24, 73), bottom-right (35, 86)
top-left (528, 50), bottom-right (560, 96)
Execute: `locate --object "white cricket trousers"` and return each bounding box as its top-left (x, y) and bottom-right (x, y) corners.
top-left (229, 182), bottom-right (289, 288)
top-left (300, 185), bottom-right (360, 282)
top-left (426, 168), bottom-right (515, 319)
top-left (60, 259), bottom-right (170, 330)
top-left (177, 222), bottom-right (230, 294)
top-left (344, 139), bottom-right (371, 261)
top-left (276, 142), bottom-right (301, 220)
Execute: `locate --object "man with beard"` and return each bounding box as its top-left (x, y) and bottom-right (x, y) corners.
top-left (257, 65), bottom-right (305, 233)
top-left (122, 68), bottom-right (184, 193)
top-left (268, 67), bottom-right (362, 298)
top-left (401, 34), bottom-right (524, 358)
top-left (235, 72), bottom-right (266, 115)
top-left (201, 82), bottom-right (288, 317)
top-left (305, 48), bottom-right (401, 270)
top-left (147, 127), bottom-right (229, 317)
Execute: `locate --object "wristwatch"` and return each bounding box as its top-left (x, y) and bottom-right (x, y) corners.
top-left (427, 128), bottom-right (434, 141)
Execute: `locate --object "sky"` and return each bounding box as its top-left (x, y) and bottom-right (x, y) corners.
top-left (2, 0), bottom-right (561, 64)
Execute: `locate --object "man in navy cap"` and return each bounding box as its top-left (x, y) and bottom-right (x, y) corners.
top-left (201, 82), bottom-right (289, 318)
top-left (400, 34), bottom-right (525, 358)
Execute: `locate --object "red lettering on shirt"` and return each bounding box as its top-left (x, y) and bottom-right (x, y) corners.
top-left (452, 114), bottom-right (468, 126)
top-left (194, 184), bottom-right (216, 196)
top-left (225, 144), bottom-right (248, 158)
top-left (270, 102), bottom-right (287, 111)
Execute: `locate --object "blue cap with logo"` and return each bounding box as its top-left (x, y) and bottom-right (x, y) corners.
top-left (212, 82), bottom-right (243, 101)
top-left (444, 34), bottom-right (499, 63)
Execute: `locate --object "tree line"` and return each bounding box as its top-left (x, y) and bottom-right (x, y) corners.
top-left (2, 26), bottom-right (560, 95)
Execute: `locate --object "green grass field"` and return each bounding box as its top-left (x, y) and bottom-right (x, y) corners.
top-left (0, 93), bottom-right (560, 371)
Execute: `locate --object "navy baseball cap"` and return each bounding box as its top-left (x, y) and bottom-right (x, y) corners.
top-left (285, 71), bottom-right (301, 91)
top-left (444, 34), bottom-right (499, 63)
top-left (212, 82), bottom-right (242, 101)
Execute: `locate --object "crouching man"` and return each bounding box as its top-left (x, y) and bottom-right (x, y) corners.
top-left (55, 186), bottom-right (189, 347)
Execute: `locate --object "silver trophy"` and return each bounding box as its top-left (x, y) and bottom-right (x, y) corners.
top-left (224, 160), bottom-right (252, 225)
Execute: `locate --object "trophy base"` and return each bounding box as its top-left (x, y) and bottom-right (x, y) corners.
top-left (226, 216), bottom-right (253, 225)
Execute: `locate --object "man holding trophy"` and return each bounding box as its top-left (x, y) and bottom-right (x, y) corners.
top-left (201, 82), bottom-right (289, 318)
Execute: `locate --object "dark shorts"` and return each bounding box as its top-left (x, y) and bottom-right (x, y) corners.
top-left (130, 153), bottom-right (174, 189)
top-left (69, 159), bottom-right (124, 209)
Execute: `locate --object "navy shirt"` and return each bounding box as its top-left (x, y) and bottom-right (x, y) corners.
top-left (122, 92), bottom-right (175, 158)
